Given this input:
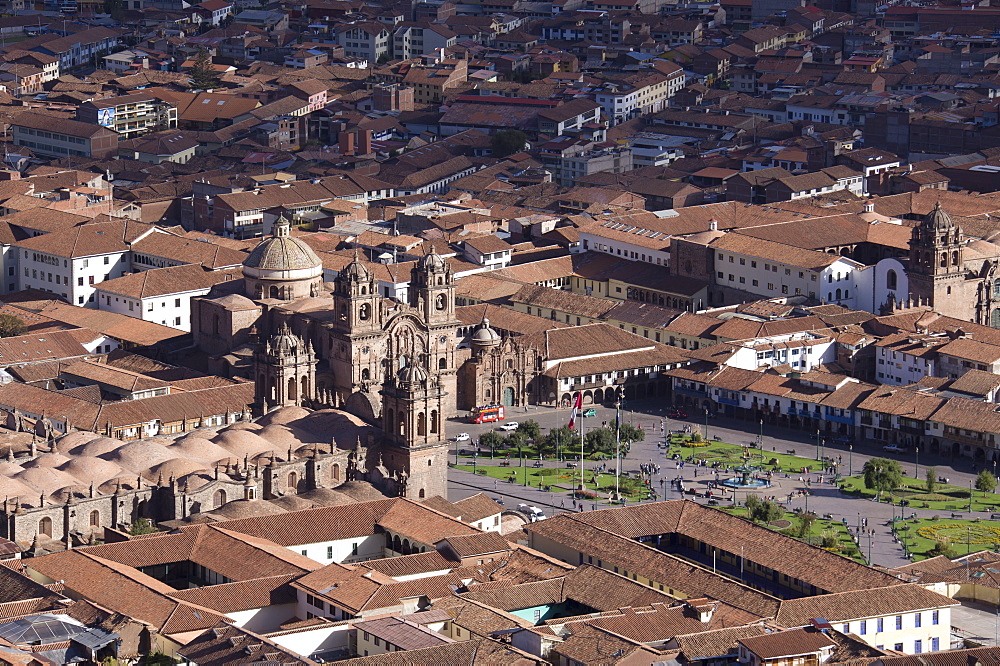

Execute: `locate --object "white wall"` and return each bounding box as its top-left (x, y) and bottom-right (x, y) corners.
top-left (269, 623), bottom-right (352, 658)
top-left (228, 603), bottom-right (298, 633)
top-left (288, 534), bottom-right (384, 565)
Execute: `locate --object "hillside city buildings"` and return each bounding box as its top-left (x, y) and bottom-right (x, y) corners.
top-left (0, 0), bottom-right (994, 661)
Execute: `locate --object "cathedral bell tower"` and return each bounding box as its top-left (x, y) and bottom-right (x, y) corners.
top-left (379, 360), bottom-right (447, 499)
top-left (254, 324), bottom-right (316, 412)
top-left (332, 251), bottom-right (382, 334)
top-left (410, 249), bottom-right (455, 325)
top-left (908, 202), bottom-right (967, 318)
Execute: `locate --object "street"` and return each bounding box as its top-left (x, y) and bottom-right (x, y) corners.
top-left (445, 399), bottom-right (998, 569)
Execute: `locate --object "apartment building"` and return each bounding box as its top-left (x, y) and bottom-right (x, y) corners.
top-left (335, 22), bottom-right (390, 62)
top-left (11, 112), bottom-right (118, 159)
top-left (76, 93), bottom-right (178, 139)
top-left (594, 68), bottom-right (683, 125)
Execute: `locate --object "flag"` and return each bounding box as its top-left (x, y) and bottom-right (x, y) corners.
top-left (568, 392), bottom-right (583, 430)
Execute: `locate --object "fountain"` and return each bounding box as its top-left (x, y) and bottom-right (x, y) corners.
top-left (721, 451), bottom-right (771, 489)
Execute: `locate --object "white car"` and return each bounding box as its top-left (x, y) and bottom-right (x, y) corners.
top-left (882, 444), bottom-right (904, 453)
top-left (501, 422), bottom-right (519, 431)
top-left (454, 433), bottom-right (470, 442)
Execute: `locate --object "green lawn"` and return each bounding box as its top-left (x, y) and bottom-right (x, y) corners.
top-left (669, 439), bottom-right (829, 474)
top-left (453, 464), bottom-right (655, 501)
top-left (838, 475), bottom-right (1000, 512)
top-left (894, 517), bottom-right (1000, 560)
top-left (721, 506), bottom-right (866, 564)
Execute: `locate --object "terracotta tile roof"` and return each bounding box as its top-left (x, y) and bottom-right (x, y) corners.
top-left (739, 627), bottom-right (836, 659)
top-left (551, 623), bottom-right (656, 664)
top-left (856, 387), bottom-right (945, 420)
top-left (131, 232), bottom-right (249, 270)
top-left (936, 337), bottom-right (1000, 364)
top-left (168, 574), bottom-right (298, 613)
top-left (25, 551), bottom-right (227, 636)
top-left (178, 621), bottom-right (321, 666)
top-left (97, 264), bottom-right (241, 299)
top-left (360, 551), bottom-right (455, 579)
top-left (30, 301), bottom-right (185, 346)
top-left (431, 595), bottom-right (530, 637)
top-left (710, 233), bottom-right (843, 271)
top-left (451, 494), bottom-right (504, 523)
top-left (351, 615), bottom-right (455, 651)
top-left (773, 584), bottom-right (957, 628)
top-left (438, 533), bottom-right (512, 558)
top-left (523, 323), bottom-right (660, 362)
top-left (14, 219), bottom-right (154, 258)
top-left (334, 637), bottom-right (540, 665)
top-left (454, 304), bottom-right (568, 336)
top-left (0, 330), bottom-right (90, 365)
top-left (674, 624), bottom-right (769, 660)
top-left (544, 345), bottom-right (690, 379)
top-left (947, 369), bottom-right (1000, 396)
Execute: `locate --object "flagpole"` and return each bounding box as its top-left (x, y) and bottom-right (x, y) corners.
top-left (615, 397), bottom-right (620, 503)
top-left (579, 404), bottom-right (584, 500)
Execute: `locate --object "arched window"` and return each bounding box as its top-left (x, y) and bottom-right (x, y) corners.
top-left (332, 463), bottom-right (341, 482)
top-left (288, 377), bottom-right (297, 403)
top-left (398, 412), bottom-right (406, 437)
top-left (386, 408), bottom-right (394, 432)
top-left (835, 288), bottom-right (842, 300)
top-left (361, 368), bottom-right (370, 381)
top-left (359, 303), bottom-right (371, 320)
top-left (287, 471), bottom-right (298, 493)
top-left (418, 489), bottom-right (425, 498)
top-left (844, 290), bottom-right (850, 299)
top-left (270, 285), bottom-right (280, 299)
top-left (430, 410), bottom-right (438, 434)
top-left (213, 489), bottom-right (226, 508)
top-left (506, 359), bottom-right (513, 369)
top-left (38, 517), bottom-right (51, 537)
top-left (953, 250), bottom-right (959, 266)
top-left (886, 269), bottom-right (897, 291)
top-left (417, 412), bottom-right (426, 436)
top-left (438, 357), bottom-right (446, 370)
top-left (301, 375), bottom-right (309, 400)
top-left (360, 285), bottom-right (367, 295)
top-left (89, 510), bottom-right (100, 528)
top-left (941, 253), bottom-right (948, 268)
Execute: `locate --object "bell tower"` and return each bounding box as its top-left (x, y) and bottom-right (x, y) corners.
top-left (332, 251), bottom-right (382, 334)
top-left (379, 361), bottom-right (447, 499)
top-left (908, 202), bottom-right (967, 318)
top-left (254, 324), bottom-right (316, 412)
top-left (411, 249), bottom-right (455, 326)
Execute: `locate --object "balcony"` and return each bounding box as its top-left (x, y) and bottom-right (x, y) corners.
top-left (675, 385), bottom-right (708, 398)
top-left (717, 395), bottom-right (739, 406)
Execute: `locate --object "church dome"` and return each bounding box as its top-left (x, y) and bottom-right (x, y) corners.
top-left (397, 363), bottom-right (429, 385)
top-left (922, 201), bottom-right (956, 232)
top-left (243, 218), bottom-right (322, 280)
top-left (341, 252), bottom-right (372, 281)
top-left (419, 249), bottom-right (447, 271)
top-left (471, 318), bottom-right (501, 347)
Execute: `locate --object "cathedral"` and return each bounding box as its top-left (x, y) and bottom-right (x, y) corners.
top-left (192, 218), bottom-right (459, 500)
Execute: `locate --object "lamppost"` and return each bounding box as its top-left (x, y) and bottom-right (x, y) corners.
top-left (915, 446), bottom-right (919, 481)
top-left (848, 443), bottom-right (853, 477)
top-left (704, 408), bottom-right (710, 441)
top-left (867, 529), bottom-right (873, 564)
top-left (815, 429), bottom-right (821, 461)
top-left (820, 438), bottom-right (826, 467)
top-left (758, 419), bottom-right (763, 447)
top-left (857, 511), bottom-right (861, 533)
top-left (970, 478), bottom-right (975, 514)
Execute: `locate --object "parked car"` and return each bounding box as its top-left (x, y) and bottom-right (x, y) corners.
top-left (501, 421), bottom-right (519, 431)
top-left (491, 497), bottom-right (504, 506)
top-left (882, 444), bottom-right (904, 453)
top-left (454, 433), bottom-right (470, 442)
top-left (583, 408), bottom-right (597, 417)
top-left (517, 504), bottom-right (547, 522)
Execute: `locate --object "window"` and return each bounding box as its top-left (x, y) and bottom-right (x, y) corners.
top-left (895, 615), bottom-right (902, 630)
top-left (860, 621), bottom-right (866, 635)
top-left (914, 640), bottom-right (922, 654)
top-left (894, 644), bottom-right (903, 652)
top-left (932, 611), bottom-right (939, 625)
top-left (914, 613), bottom-right (921, 628)
top-left (842, 624), bottom-right (850, 633)
top-left (104, 256), bottom-right (109, 264)
top-left (877, 618), bottom-right (884, 632)
top-left (931, 637), bottom-right (939, 651)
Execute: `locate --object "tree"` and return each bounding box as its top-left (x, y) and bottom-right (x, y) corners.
top-left (491, 129), bottom-right (528, 157)
top-left (479, 430), bottom-right (504, 452)
top-left (518, 419), bottom-right (541, 441)
top-left (505, 431), bottom-right (528, 453)
top-left (0, 314), bottom-right (25, 338)
top-left (128, 518), bottom-right (157, 536)
top-left (747, 496), bottom-right (782, 524)
top-left (926, 538), bottom-right (958, 559)
top-left (619, 423), bottom-right (645, 444)
top-left (796, 511), bottom-right (817, 538)
top-left (862, 458), bottom-right (904, 497)
top-left (976, 469), bottom-right (997, 496)
top-left (188, 48), bottom-right (220, 90)
top-left (539, 426), bottom-right (574, 458)
top-left (584, 427), bottom-right (615, 454)
top-left (745, 493), bottom-right (762, 518)
top-left (926, 466), bottom-right (937, 493)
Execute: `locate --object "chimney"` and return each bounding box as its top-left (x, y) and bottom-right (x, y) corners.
top-left (339, 131), bottom-right (355, 156)
top-left (708, 218), bottom-right (718, 231)
top-left (863, 201), bottom-right (875, 213)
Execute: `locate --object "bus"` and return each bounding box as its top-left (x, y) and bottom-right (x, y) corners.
top-left (471, 405), bottom-right (504, 423)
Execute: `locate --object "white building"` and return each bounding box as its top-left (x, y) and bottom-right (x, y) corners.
top-left (710, 234), bottom-right (864, 308)
top-left (95, 264), bottom-right (240, 331)
top-left (14, 220), bottom-right (157, 307)
top-left (873, 332), bottom-right (944, 386)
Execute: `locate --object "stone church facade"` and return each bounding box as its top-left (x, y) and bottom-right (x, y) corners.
top-left (192, 218), bottom-right (455, 501)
